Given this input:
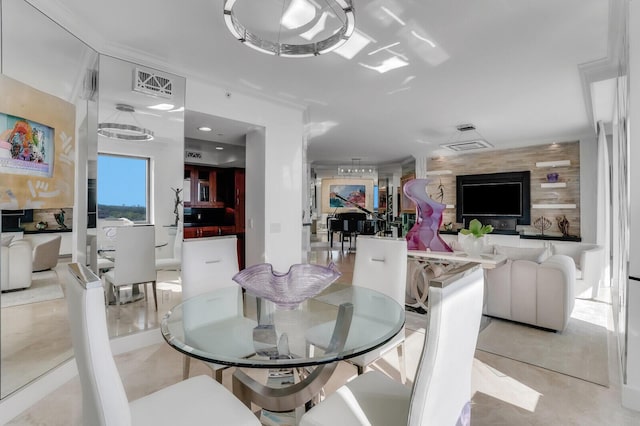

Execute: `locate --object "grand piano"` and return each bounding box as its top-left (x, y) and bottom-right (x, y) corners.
top-left (327, 194), bottom-right (384, 251)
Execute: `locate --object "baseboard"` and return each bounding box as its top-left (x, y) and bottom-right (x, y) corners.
top-left (0, 328), bottom-right (162, 424)
top-left (622, 383), bottom-right (640, 412)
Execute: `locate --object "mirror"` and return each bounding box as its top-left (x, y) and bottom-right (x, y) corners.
top-left (0, 0), bottom-right (98, 398)
top-left (96, 55), bottom-right (186, 338)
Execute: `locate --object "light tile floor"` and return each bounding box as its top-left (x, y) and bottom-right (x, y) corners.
top-left (5, 238), bottom-right (640, 425)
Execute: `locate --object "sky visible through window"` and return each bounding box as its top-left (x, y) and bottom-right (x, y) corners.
top-left (97, 155), bottom-right (147, 207)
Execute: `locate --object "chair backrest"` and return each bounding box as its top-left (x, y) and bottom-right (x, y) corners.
top-left (30, 234), bottom-right (62, 271)
top-left (352, 236), bottom-right (407, 306)
top-left (181, 236), bottom-right (242, 331)
top-left (113, 225), bottom-right (156, 285)
top-left (66, 263), bottom-right (131, 426)
top-left (408, 266), bottom-right (484, 426)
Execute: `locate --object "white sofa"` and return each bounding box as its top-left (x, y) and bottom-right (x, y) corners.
top-left (484, 246), bottom-right (576, 331)
top-left (1, 236), bottom-right (33, 291)
top-left (549, 242), bottom-right (604, 298)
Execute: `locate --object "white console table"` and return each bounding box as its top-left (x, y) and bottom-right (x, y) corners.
top-left (407, 250), bottom-right (507, 269)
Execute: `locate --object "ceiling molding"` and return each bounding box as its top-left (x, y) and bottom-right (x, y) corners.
top-left (578, 0), bottom-right (627, 132)
top-left (26, 0), bottom-right (307, 114)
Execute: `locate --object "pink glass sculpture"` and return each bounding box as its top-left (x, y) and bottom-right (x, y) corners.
top-left (232, 263), bottom-right (341, 309)
top-left (404, 178), bottom-right (453, 252)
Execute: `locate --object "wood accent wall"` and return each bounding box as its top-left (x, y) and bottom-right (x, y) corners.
top-left (426, 141), bottom-right (581, 237)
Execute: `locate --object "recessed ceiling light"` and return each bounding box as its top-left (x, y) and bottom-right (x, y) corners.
top-left (198, 126), bottom-right (212, 132)
top-left (148, 103), bottom-right (175, 111)
top-left (216, 146), bottom-right (224, 150)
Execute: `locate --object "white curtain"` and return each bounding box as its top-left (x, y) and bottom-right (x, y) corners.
top-left (596, 120), bottom-right (611, 296)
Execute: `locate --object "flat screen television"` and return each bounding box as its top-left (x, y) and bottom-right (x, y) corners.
top-left (456, 171), bottom-right (531, 225)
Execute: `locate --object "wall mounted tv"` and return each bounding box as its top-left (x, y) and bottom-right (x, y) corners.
top-left (456, 171), bottom-right (531, 225)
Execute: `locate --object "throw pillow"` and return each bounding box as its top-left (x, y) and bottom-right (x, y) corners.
top-left (1, 235), bottom-right (14, 247)
top-left (494, 245), bottom-right (549, 263)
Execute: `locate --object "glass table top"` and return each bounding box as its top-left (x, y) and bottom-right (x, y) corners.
top-left (160, 283), bottom-right (405, 369)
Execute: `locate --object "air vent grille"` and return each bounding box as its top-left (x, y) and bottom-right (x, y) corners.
top-left (441, 139), bottom-right (493, 152)
top-left (133, 68), bottom-right (173, 98)
top-left (456, 124), bottom-right (476, 132)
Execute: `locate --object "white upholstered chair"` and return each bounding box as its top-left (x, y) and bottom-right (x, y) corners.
top-left (103, 225), bottom-right (157, 318)
top-left (156, 225), bottom-right (183, 271)
top-left (305, 236), bottom-right (408, 383)
top-left (65, 262), bottom-right (260, 426)
top-left (26, 234), bottom-right (61, 272)
top-left (299, 265), bottom-right (485, 426)
top-left (181, 235), bottom-right (257, 382)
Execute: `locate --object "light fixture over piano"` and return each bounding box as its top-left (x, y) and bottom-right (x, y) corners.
top-left (338, 158), bottom-right (376, 177)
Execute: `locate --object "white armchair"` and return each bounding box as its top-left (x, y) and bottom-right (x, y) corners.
top-left (26, 234), bottom-right (61, 272)
top-left (551, 242), bottom-right (604, 298)
top-left (1, 237), bottom-right (32, 291)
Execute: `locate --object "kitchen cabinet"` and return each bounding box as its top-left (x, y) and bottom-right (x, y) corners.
top-left (184, 165), bottom-right (223, 207)
top-left (183, 225), bottom-right (235, 239)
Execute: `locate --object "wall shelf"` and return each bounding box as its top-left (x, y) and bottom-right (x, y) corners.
top-left (425, 170), bottom-right (453, 176)
top-left (541, 182), bottom-right (567, 188)
top-left (535, 160), bottom-right (571, 168)
top-left (445, 204), bottom-right (455, 209)
top-left (532, 203), bottom-right (576, 209)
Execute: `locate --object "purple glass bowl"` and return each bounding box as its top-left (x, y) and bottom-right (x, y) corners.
top-left (232, 263), bottom-right (341, 309)
top-left (546, 172), bottom-right (559, 182)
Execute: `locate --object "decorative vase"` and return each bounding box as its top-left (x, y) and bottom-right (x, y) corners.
top-left (403, 178), bottom-right (453, 252)
top-left (461, 235), bottom-right (486, 257)
top-left (546, 172), bottom-right (559, 182)
top-left (232, 262), bottom-right (341, 309)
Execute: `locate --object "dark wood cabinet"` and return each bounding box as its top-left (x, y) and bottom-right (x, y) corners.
top-left (184, 225), bottom-right (236, 238)
top-left (184, 165), bottom-right (223, 207)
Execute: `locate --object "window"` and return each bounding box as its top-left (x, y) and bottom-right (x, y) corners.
top-left (97, 154), bottom-right (149, 223)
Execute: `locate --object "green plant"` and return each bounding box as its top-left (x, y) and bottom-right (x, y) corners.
top-left (459, 219), bottom-right (493, 238)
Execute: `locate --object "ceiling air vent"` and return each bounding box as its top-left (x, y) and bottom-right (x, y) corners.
top-left (456, 123), bottom-right (476, 132)
top-left (133, 68), bottom-right (173, 99)
top-left (441, 139), bottom-right (493, 152)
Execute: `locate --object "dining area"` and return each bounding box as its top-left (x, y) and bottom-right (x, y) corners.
top-left (61, 233), bottom-right (485, 425)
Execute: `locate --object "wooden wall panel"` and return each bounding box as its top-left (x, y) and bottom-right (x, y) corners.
top-left (426, 142), bottom-right (581, 237)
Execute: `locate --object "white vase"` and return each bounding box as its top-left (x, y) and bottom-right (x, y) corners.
top-left (461, 235), bottom-right (485, 257)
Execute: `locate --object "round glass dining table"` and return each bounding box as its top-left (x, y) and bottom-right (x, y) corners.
top-left (160, 283), bottom-right (405, 412)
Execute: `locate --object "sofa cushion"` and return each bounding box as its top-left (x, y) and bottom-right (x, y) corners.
top-left (494, 245), bottom-right (549, 263)
top-left (1, 235), bottom-right (14, 247)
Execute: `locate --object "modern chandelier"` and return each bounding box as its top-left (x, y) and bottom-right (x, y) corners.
top-left (223, 0), bottom-right (355, 58)
top-left (97, 104), bottom-right (154, 141)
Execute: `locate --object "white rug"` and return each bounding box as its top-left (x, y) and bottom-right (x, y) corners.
top-left (476, 298), bottom-right (609, 386)
top-left (1, 271), bottom-right (64, 308)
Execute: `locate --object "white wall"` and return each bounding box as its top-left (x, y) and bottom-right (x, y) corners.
top-left (579, 134), bottom-right (598, 243)
top-left (623, 0), bottom-right (640, 411)
top-left (186, 79), bottom-right (305, 271)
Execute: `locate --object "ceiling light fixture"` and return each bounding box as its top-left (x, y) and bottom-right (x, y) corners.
top-left (216, 146), bottom-right (225, 150)
top-left (223, 0), bottom-right (355, 57)
top-left (97, 104), bottom-right (154, 141)
top-left (338, 158), bottom-right (376, 176)
top-left (148, 103), bottom-right (175, 111)
top-left (198, 126), bottom-right (212, 132)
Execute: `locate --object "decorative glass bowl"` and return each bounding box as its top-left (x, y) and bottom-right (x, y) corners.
top-left (232, 263), bottom-right (341, 309)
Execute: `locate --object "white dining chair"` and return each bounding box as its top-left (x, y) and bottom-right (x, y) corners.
top-left (299, 265), bottom-right (485, 426)
top-left (103, 225), bottom-right (157, 318)
top-left (65, 263), bottom-right (260, 426)
top-left (155, 225), bottom-right (183, 271)
top-left (181, 235), bottom-right (257, 382)
top-left (305, 236), bottom-right (408, 383)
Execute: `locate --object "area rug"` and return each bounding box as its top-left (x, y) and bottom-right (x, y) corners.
top-left (1, 271), bottom-right (64, 308)
top-left (476, 298), bottom-right (609, 386)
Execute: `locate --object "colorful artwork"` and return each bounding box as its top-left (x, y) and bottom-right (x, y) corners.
top-left (329, 184), bottom-right (366, 209)
top-left (0, 112), bottom-right (54, 177)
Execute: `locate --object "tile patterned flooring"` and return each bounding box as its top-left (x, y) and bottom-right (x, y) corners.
top-left (4, 240), bottom-right (640, 425)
